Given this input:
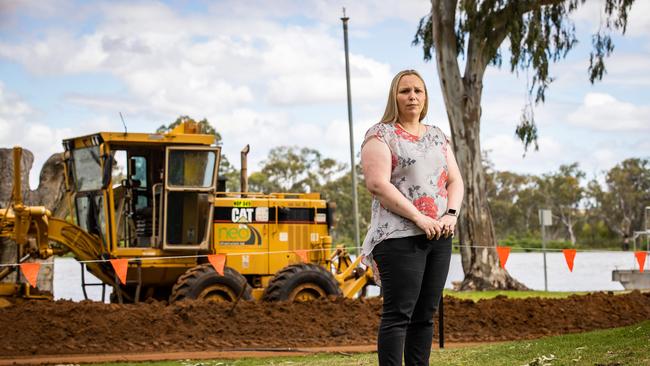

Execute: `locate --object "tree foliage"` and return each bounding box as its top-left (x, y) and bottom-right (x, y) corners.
top-left (486, 162), bottom-right (585, 244)
top-left (486, 168), bottom-right (539, 237)
top-left (536, 163), bottom-right (585, 245)
top-left (156, 115), bottom-right (223, 144)
top-left (244, 146), bottom-right (369, 248)
top-left (320, 166), bottom-right (373, 248)
top-left (410, 0), bottom-right (636, 289)
top-left (486, 158), bottom-right (649, 248)
top-left (413, 0), bottom-right (635, 151)
top-left (248, 146), bottom-right (345, 194)
top-left (588, 158), bottom-right (650, 238)
top-left (153, 119), bottom-right (647, 250)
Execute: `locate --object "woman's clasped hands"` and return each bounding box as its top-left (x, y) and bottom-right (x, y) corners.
top-left (438, 214), bottom-right (457, 238)
top-left (413, 213), bottom-right (455, 240)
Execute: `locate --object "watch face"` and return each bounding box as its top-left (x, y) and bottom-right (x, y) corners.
top-left (447, 209), bottom-right (457, 215)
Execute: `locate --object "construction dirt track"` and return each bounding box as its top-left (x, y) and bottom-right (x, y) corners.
top-left (1, 291), bottom-right (649, 359)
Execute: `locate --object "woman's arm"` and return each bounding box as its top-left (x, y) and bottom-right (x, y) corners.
top-left (439, 143), bottom-right (464, 235)
top-left (361, 137), bottom-right (441, 239)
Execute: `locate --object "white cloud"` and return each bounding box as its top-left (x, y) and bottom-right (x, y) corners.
top-left (483, 134), bottom-right (567, 175)
top-left (567, 93), bottom-right (650, 131)
top-left (223, 112), bottom-right (337, 169)
top-left (206, 0), bottom-right (431, 27)
top-left (0, 83), bottom-right (69, 188)
top-left (1, 0), bottom-right (647, 183)
top-left (496, 2), bottom-right (650, 91)
top-left (549, 52), bottom-right (650, 90)
top-left (482, 130), bottom-right (649, 178)
top-left (0, 83), bottom-right (125, 189)
top-left (601, 54), bottom-right (650, 86)
top-left (0, 1), bottom-right (395, 117)
top-left (591, 148), bottom-right (618, 172)
top-left (571, 0), bottom-right (650, 38)
top-left (0, 0), bottom-right (404, 178)
top-left (481, 96), bottom-right (526, 127)
top-left (65, 94), bottom-right (144, 115)
top-left (266, 53), bottom-right (391, 105)
top-left (209, 108), bottom-right (384, 173)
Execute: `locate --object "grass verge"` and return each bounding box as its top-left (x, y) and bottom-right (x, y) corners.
top-left (441, 289), bottom-right (594, 301)
top-left (98, 320), bottom-right (650, 366)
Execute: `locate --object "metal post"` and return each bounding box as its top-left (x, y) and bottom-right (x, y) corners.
top-left (539, 209), bottom-right (551, 292)
top-left (541, 223), bottom-right (548, 292)
top-left (80, 263), bottom-right (89, 300)
top-left (643, 206), bottom-right (650, 252)
top-left (134, 259), bottom-right (142, 304)
top-left (241, 144), bottom-right (250, 197)
top-left (341, 8), bottom-right (361, 250)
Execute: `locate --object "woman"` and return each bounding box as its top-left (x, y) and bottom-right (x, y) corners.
top-left (360, 69), bottom-right (463, 366)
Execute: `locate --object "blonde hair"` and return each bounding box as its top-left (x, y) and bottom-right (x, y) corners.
top-left (380, 69), bottom-right (428, 123)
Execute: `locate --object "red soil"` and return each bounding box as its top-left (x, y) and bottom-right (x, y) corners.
top-left (0, 291), bottom-right (648, 358)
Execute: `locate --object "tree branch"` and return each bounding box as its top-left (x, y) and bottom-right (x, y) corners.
top-left (481, 0), bottom-right (565, 63)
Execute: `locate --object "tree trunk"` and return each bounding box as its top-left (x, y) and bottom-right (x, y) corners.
top-left (450, 95), bottom-right (528, 290)
top-left (0, 149), bottom-right (65, 293)
top-left (559, 209), bottom-right (577, 245)
top-left (430, 0), bottom-right (528, 290)
top-left (566, 215), bottom-right (576, 245)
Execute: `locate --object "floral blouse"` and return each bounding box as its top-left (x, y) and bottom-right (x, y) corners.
top-left (360, 122), bottom-right (450, 274)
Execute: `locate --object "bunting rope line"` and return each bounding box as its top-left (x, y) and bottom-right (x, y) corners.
top-left (0, 247), bottom-right (348, 267)
top-left (0, 244), bottom-right (647, 268)
top-left (452, 244), bottom-right (649, 253)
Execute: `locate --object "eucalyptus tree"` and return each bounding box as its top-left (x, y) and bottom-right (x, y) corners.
top-left (250, 146), bottom-right (345, 194)
top-left (414, 0), bottom-right (635, 289)
top-left (588, 158), bottom-right (650, 239)
top-left (485, 169), bottom-right (532, 238)
top-left (536, 163), bottom-right (586, 245)
top-left (320, 165), bottom-right (373, 248)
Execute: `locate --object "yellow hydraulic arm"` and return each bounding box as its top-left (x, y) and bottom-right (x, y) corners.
top-left (0, 147), bottom-right (116, 290)
top-left (331, 246), bottom-right (375, 298)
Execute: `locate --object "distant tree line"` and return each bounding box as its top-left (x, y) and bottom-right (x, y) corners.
top-left (161, 117), bottom-right (650, 250)
top-left (235, 144), bottom-right (650, 251)
top-left (485, 158), bottom-right (650, 250)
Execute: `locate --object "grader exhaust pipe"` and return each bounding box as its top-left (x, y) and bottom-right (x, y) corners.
top-left (240, 144), bottom-right (250, 196)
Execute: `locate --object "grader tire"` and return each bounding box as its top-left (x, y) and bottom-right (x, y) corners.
top-left (170, 264), bottom-right (252, 303)
top-left (262, 263), bottom-right (342, 302)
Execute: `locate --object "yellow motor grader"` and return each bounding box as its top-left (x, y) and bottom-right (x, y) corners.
top-left (0, 121), bottom-right (372, 304)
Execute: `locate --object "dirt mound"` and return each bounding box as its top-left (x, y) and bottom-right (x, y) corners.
top-left (1, 291), bottom-right (648, 357)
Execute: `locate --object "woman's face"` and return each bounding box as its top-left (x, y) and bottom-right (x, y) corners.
top-left (396, 74), bottom-right (426, 122)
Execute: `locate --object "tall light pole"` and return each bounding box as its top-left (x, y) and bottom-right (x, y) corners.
top-left (341, 8), bottom-right (360, 249)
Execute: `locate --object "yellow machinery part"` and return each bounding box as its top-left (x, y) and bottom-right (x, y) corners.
top-left (332, 249), bottom-right (374, 298)
top-left (47, 217), bottom-right (115, 286)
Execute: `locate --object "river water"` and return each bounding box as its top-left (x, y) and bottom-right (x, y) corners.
top-left (53, 251), bottom-right (640, 302)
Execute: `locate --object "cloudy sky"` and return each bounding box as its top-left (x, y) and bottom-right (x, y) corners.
top-left (1, 0), bottom-right (649, 188)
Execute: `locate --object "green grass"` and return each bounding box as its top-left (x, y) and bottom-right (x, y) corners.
top-left (441, 289), bottom-right (593, 301)
top-left (99, 320), bottom-right (650, 366)
top-left (427, 320), bottom-right (650, 366)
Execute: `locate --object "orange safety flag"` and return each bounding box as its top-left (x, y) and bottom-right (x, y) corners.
top-left (563, 249), bottom-right (577, 272)
top-left (110, 259), bottom-right (129, 285)
top-left (208, 254), bottom-right (227, 276)
top-left (20, 262), bottom-right (41, 288)
top-left (635, 251), bottom-right (647, 273)
top-left (294, 250), bottom-right (309, 263)
top-left (496, 246), bottom-right (510, 268)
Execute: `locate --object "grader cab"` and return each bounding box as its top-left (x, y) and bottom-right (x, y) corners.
top-left (0, 121), bottom-right (372, 305)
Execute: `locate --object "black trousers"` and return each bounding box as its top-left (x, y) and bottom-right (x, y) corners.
top-left (372, 234), bottom-right (452, 366)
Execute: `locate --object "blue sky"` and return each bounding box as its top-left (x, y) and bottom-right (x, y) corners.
top-left (1, 0), bottom-right (649, 188)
